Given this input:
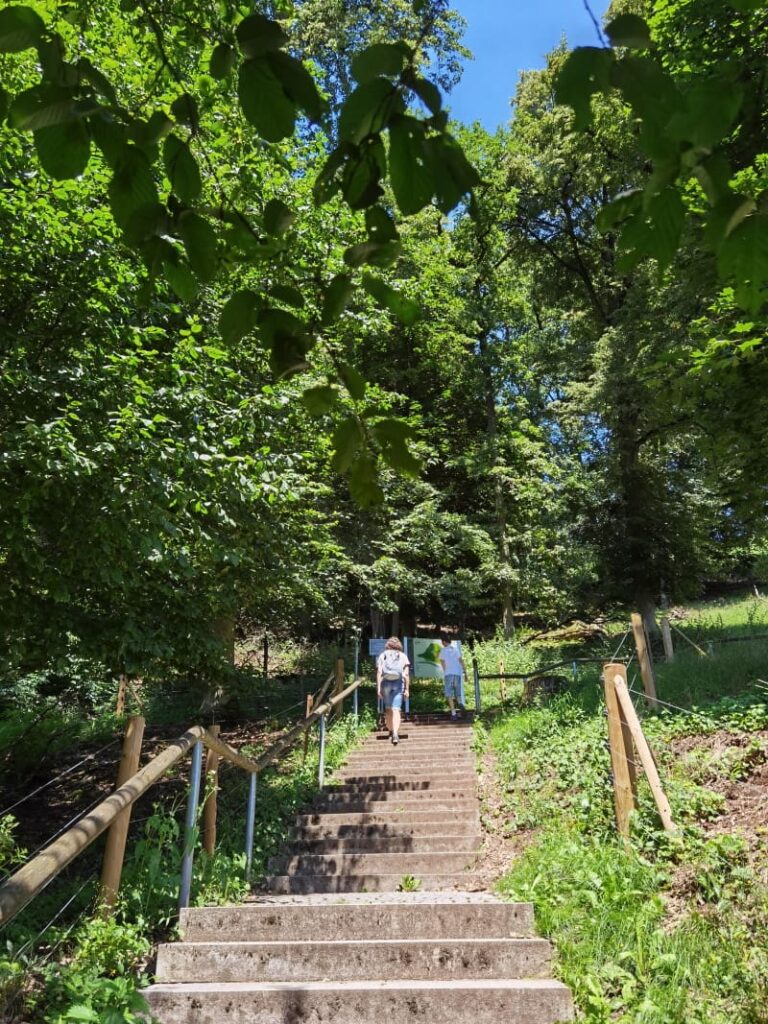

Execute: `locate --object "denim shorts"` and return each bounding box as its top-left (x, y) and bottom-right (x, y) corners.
top-left (381, 677), bottom-right (405, 710)
top-left (443, 674), bottom-right (462, 700)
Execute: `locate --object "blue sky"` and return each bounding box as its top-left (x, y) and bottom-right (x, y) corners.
top-left (447, 0), bottom-right (609, 129)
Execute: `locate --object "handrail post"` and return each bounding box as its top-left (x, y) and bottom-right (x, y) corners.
top-left (244, 773), bottom-right (257, 881)
top-left (179, 740), bottom-right (204, 910)
top-left (353, 681), bottom-right (359, 721)
top-left (473, 657), bottom-right (481, 713)
top-left (318, 714), bottom-right (327, 789)
top-left (99, 715), bottom-right (145, 912)
top-left (202, 725), bottom-right (220, 856)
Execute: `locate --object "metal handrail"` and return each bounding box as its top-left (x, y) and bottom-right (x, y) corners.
top-left (0, 673), bottom-right (364, 927)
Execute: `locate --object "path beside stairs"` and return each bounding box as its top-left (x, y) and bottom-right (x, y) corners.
top-left (146, 713), bottom-right (574, 1023)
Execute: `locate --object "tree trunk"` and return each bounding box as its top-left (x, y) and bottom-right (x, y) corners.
top-left (479, 333), bottom-right (515, 637)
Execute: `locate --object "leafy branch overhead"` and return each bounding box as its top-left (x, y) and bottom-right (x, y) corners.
top-left (555, 4), bottom-right (768, 313)
top-left (0, 1), bottom-right (479, 505)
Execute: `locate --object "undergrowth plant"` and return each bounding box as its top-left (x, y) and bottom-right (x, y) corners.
top-left (488, 609), bottom-right (768, 1024)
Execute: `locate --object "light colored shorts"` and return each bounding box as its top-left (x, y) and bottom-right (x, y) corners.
top-left (381, 677), bottom-right (405, 710)
top-left (444, 674), bottom-right (462, 700)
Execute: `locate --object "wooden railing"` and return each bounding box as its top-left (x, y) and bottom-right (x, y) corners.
top-left (0, 669), bottom-right (363, 927)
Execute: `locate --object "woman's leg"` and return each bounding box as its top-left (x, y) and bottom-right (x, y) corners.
top-left (391, 707), bottom-right (401, 735)
top-left (384, 707), bottom-right (392, 732)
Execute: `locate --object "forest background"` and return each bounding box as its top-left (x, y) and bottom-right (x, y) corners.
top-left (0, 0), bottom-right (767, 698)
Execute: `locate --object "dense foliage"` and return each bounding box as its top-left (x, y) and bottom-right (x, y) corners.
top-left (0, 0), bottom-right (766, 685)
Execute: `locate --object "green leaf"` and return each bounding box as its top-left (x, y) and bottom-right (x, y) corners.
top-left (270, 283), bottom-right (304, 307)
top-left (365, 206), bottom-right (398, 242)
top-left (90, 115), bottom-right (127, 168)
top-left (705, 194), bottom-right (756, 252)
top-left (727, 0), bottom-right (762, 10)
top-left (210, 42), bottom-right (236, 79)
top-left (178, 211), bottom-right (217, 281)
top-left (339, 78), bottom-right (403, 143)
top-left (344, 239), bottom-right (401, 268)
top-left (554, 46), bottom-right (614, 130)
top-left (646, 187), bottom-right (685, 270)
top-left (302, 385), bottom-right (339, 415)
top-left (76, 58), bottom-right (117, 104)
top-left (332, 416), bottom-right (364, 472)
top-left (171, 92), bottom-right (199, 130)
top-left (694, 154), bottom-right (733, 205)
top-left (605, 14), bottom-right (653, 49)
top-left (389, 115), bottom-right (433, 215)
top-left (362, 273), bottom-right (421, 325)
top-left (610, 56), bottom-right (681, 133)
top-left (373, 418), bottom-right (420, 477)
top-left (33, 120), bottom-right (90, 178)
top-left (595, 189), bottom-right (642, 233)
top-left (371, 417), bottom-right (415, 444)
top-left (257, 307), bottom-right (307, 348)
top-left (341, 146), bottom-right (384, 209)
top-left (267, 51), bottom-right (325, 123)
top-left (163, 259), bottom-right (198, 302)
top-left (0, 5), bottom-right (44, 52)
top-left (108, 144), bottom-right (159, 230)
top-left (351, 42), bottom-right (410, 84)
top-left (220, 289), bottom-right (260, 344)
top-left (238, 57), bottom-right (296, 142)
top-left (131, 110), bottom-right (173, 147)
top-left (9, 84), bottom-right (82, 130)
top-left (263, 198), bottom-right (295, 235)
top-left (313, 142), bottom-right (355, 205)
top-left (270, 338), bottom-right (310, 378)
top-left (321, 274), bottom-right (354, 325)
top-left (235, 13), bottom-right (288, 57)
top-left (163, 135), bottom-right (202, 203)
top-left (666, 79), bottom-right (743, 149)
top-left (338, 362), bottom-right (367, 401)
top-left (718, 214), bottom-right (768, 313)
top-left (424, 134), bottom-right (480, 214)
top-left (409, 75), bottom-right (442, 115)
top-left (348, 452), bottom-right (384, 506)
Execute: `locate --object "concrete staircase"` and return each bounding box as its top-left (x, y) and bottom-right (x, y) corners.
top-left (146, 715), bottom-right (574, 1022)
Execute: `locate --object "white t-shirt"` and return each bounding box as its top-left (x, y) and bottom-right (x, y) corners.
top-left (378, 649), bottom-right (410, 679)
top-left (439, 644), bottom-right (463, 676)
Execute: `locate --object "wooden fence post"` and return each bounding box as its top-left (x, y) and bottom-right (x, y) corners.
top-left (99, 715), bottom-right (145, 911)
top-left (612, 673), bottom-right (676, 832)
top-left (660, 616), bottom-right (674, 663)
top-left (202, 725), bottom-right (220, 856)
top-left (602, 663), bottom-right (636, 837)
top-left (333, 658), bottom-right (345, 718)
top-left (498, 661), bottom-right (507, 703)
top-left (630, 612), bottom-right (658, 706)
top-left (115, 675), bottom-right (127, 716)
top-left (302, 694), bottom-right (314, 761)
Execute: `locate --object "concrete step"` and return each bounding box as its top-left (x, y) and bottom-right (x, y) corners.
top-left (263, 873), bottom-right (485, 894)
top-left (269, 851), bottom-right (477, 876)
top-left (339, 765), bottom-right (479, 770)
top-left (295, 809), bottom-right (481, 827)
top-left (179, 896), bottom-right (535, 943)
top-left (307, 800), bottom-right (479, 816)
top-left (293, 819), bottom-right (482, 840)
top-left (327, 778), bottom-right (476, 793)
top-left (146, 978), bottom-right (574, 1023)
top-left (314, 787), bottom-right (476, 805)
top-left (155, 936), bottom-right (552, 984)
top-left (291, 834), bottom-right (482, 854)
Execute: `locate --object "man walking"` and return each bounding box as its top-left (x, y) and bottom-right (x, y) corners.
top-left (439, 636), bottom-right (467, 719)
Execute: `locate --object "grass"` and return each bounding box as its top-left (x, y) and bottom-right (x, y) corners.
top-left (481, 595), bottom-right (768, 1023)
